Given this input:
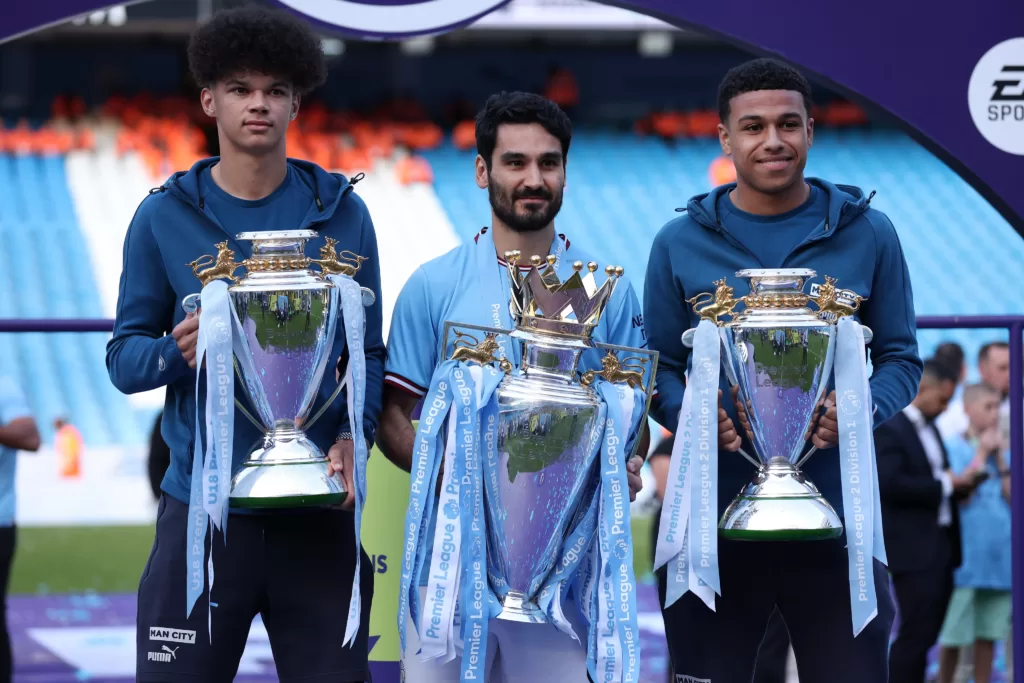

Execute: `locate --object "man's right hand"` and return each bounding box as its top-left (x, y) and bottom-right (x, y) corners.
top-left (172, 311), bottom-right (200, 368)
top-left (718, 389), bottom-right (743, 452)
top-left (950, 468), bottom-right (986, 494)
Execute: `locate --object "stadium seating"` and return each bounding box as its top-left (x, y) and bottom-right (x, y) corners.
top-left (0, 153), bottom-right (142, 446)
top-left (0, 118), bottom-right (1021, 447)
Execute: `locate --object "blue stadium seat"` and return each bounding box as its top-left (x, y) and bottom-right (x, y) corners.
top-left (0, 154), bottom-right (141, 446)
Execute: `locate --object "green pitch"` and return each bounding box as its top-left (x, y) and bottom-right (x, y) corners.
top-left (10, 525), bottom-right (156, 595)
top-left (11, 517), bottom-right (656, 595)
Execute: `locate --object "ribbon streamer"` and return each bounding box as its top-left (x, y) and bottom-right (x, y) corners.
top-left (331, 274), bottom-right (371, 648)
top-left (653, 318), bottom-right (721, 612)
top-left (835, 316), bottom-right (887, 636)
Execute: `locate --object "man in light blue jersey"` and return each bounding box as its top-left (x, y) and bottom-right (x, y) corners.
top-left (0, 375), bottom-right (41, 681)
top-left (378, 92), bottom-right (663, 683)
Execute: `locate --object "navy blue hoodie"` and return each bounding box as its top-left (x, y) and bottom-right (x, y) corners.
top-left (106, 158), bottom-right (385, 506)
top-left (644, 178), bottom-right (923, 516)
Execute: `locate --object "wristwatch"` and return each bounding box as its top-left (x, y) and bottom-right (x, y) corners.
top-left (336, 430), bottom-right (374, 452)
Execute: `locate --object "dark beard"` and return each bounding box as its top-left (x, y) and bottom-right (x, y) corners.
top-left (488, 182), bottom-right (563, 233)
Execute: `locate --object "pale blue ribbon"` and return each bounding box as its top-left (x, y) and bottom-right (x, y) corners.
top-left (586, 379), bottom-right (644, 683)
top-left (835, 316), bottom-right (887, 636)
top-left (330, 274), bottom-right (370, 648)
top-left (185, 280), bottom-right (234, 642)
top-left (418, 412), bottom-right (462, 663)
top-left (653, 319), bottom-right (721, 612)
top-left (398, 360), bottom-right (455, 657)
top-left (457, 365), bottom-right (503, 682)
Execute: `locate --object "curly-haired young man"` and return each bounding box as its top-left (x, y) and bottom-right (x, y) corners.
top-left (107, 7), bottom-right (383, 682)
top-left (644, 57), bottom-right (923, 682)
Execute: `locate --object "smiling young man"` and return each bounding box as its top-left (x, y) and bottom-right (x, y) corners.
top-left (643, 58), bottom-right (923, 682)
top-left (378, 91), bottom-right (662, 683)
top-left (106, 7), bottom-right (383, 682)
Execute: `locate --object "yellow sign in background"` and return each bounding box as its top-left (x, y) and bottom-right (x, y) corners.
top-left (362, 446), bottom-right (410, 683)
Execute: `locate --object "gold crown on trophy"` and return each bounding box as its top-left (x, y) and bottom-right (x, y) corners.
top-left (504, 250), bottom-right (622, 338)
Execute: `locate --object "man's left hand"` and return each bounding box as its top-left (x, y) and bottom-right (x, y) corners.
top-left (627, 455), bottom-right (644, 502)
top-left (327, 439), bottom-right (356, 511)
top-left (811, 390), bottom-right (839, 450)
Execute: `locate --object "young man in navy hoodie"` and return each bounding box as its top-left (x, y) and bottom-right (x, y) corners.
top-left (644, 58), bottom-right (923, 682)
top-left (106, 7), bottom-right (383, 682)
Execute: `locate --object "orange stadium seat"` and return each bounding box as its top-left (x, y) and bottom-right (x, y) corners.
top-left (685, 110), bottom-right (720, 138)
top-left (337, 147), bottom-right (373, 174)
top-left (395, 155), bottom-right (434, 185)
top-left (452, 120), bottom-right (476, 151)
top-left (650, 112), bottom-right (687, 139)
top-left (821, 100), bottom-right (869, 127)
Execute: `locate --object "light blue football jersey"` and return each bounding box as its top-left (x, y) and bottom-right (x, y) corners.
top-left (384, 227), bottom-right (648, 586)
top-left (0, 376), bottom-right (31, 527)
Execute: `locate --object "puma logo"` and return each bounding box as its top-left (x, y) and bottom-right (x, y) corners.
top-left (146, 645), bottom-right (179, 663)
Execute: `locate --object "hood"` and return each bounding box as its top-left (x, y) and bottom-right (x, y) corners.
top-left (683, 177), bottom-right (875, 235)
top-left (160, 156), bottom-right (359, 230)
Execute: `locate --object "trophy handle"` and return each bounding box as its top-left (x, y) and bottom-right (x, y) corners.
top-left (685, 278), bottom-right (743, 324)
top-left (589, 341), bottom-right (660, 463)
top-left (309, 237), bottom-right (369, 277)
top-left (807, 275), bottom-right (868, 323)
top-left (441, 321), bottom-right (515, 375)
top-left (186, 241), bottom-right (242, 287)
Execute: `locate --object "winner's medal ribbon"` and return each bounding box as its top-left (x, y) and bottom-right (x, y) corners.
top-left (653, 319), bottom-right (721, 611)
top-left (835, 317), bottom-right (887, 636)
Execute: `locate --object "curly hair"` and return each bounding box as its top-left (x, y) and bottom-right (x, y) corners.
top-left (187, 6), bottom-right (327, 95)
top-left (717, 58), bottom-right (813, 123)
top-left (475, 91), bottom-right (573, 170)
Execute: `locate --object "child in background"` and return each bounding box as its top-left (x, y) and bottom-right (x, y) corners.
top-left (937, 383), bottom-right (1013, 683)
top-left (53, 417), bottom-right (82, 479)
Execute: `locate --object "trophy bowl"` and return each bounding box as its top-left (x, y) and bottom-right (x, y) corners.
top-left (683, 268), bottom-right (871, 541)
top-left (489, 327), bottom-right (606, 622)
top-left (444, 253), bottom-right (657, 623)
top-left (185, 229), bottom-right (372, 509)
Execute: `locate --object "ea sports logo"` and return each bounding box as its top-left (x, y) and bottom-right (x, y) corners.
top-left (968, 37), bottom-right (1024, 155)
top-left (271, 0), bottom-right (509, 38)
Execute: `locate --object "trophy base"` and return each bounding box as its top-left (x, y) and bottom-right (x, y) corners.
top-left (719, 459), bottom-right (843, 542)
top-left (496, 590), bottom-right (546, 624)
top-left (229, 428), bottom-right (346, 509)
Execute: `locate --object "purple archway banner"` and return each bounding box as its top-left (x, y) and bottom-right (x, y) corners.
top-left (2, 2), bottom-right (1023, 681)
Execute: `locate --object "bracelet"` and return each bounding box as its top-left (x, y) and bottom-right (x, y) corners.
top-left (336, 431), bottom-right (353, 442)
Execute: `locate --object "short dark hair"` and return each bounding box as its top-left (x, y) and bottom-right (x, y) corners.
top-left (717, 58), bottom-right (814, 123)
top-left (187, 6), bottom-right (327, 95)
top-left (923, 357), bottom-right (959, 384)
top-left (475, 91), bottom-right (573, 170)
top-left (933, 341), bottom-right (965, 376)
top-left (979, 340), bottom-right (1009, 364)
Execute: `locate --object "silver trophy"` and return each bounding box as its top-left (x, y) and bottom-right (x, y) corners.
top-left (183, 230), bottom-right (374, 509)
top-left (443, 252), bottom-right (658, 622)
top-left (681, 268), bottom-right (871, 541)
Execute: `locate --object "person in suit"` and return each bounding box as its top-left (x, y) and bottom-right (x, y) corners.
top-left (878, 358), bottom-right (987, 683)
